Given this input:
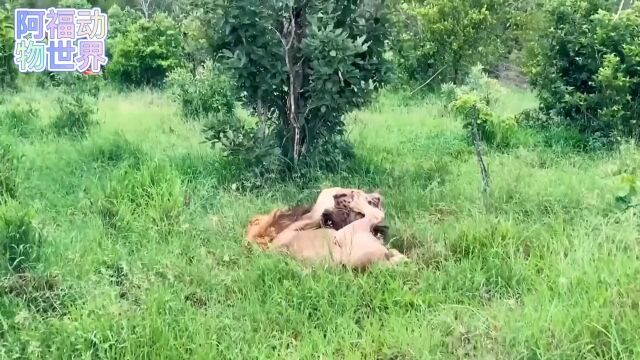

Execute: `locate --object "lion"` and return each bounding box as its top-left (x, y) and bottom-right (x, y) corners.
top-left (245, 187), bottom-right (377, 249)
top-left (269, 191), bottom-right (407, 269)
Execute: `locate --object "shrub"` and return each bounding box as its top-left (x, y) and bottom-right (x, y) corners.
top-left (47, 72), bottom-right (101, 138)
top-left (447, 66), bottom-right (517, 149)
top-left (391, 0), bottom-right (518, 86)
top-left (0, 201), bottom-right (42, 274)
top-left (0, 138), bottom-right (19, 202)
top-left (0, 101), bottom-right (39, 137)
top-left (203, 109), bottom-right (355, 187)
top-left (166, 61), bottom-right (236, 120)
top-left (107, 13), bottom-right (184, 87)
top-left (57, 0), bottom-right (91, 8)
top-left (202, 112), bottom-right (284, 184)
top-left (48, 71), bottom-right (104, 99)
top-left (50, 92), bottom-right (97, 137)
top-left (180, 13), bottom-right (211, 71)
top-left (107, 5), bottom-right (143, 40)
top-left (526, 0), bottom-right (639, 141)
top-left (514, 108), bottom-right (555, 128)
top-left (450, 92), bottom-right (499, 145)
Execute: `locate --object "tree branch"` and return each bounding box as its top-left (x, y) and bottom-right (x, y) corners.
top-left (615, 0), bottom-right (626, 20)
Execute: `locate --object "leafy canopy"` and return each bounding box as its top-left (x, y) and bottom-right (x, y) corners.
top-left (526, 0), bottom-right (639, 142)
top-left (205, 0), bottom-right (390, 168)
top-left (107, 12), bottom-right (184, 87)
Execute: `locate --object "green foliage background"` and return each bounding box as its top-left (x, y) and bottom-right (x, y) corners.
top-left (526, 0), bottom-right (640, 141)
top-left (107, 13), bottom-right (184, 87)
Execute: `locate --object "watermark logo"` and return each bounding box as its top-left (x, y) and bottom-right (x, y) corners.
top-left (13, 8), bottom-right (108, 73)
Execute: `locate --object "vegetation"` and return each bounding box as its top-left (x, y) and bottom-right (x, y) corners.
top-left (107, 13), bottom-right (184, 87)
top-left (166, 60), bottom-right (235, 121)
top-left (0, 139), bottom-right (19, 202)
top-left (392, 0), bottom-right (505, 84)
top-left (48, 74), bottom-right (100, 137)
top-left (0, 2), bottom-right (18, 90)
top-left (106, 4), bottom-right (144, 40)
top-left (526, 0), bottom-right (640, 142)
top-left (2, 81), bottom-right (639, 358)
top-left (0, 101), bottom-right (40, 138)
top-left (1, 0), bottom-right (640, 358)
top-left (0, 201), bottom-right (41, 275)
top-left (208, 0), bottom-right (390, 168)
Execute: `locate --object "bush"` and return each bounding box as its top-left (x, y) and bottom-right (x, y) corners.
top-left (295, 134), bottom-right (356, 175)
top-left (450, 92), bottom-right (499, 145)
top-left (47, 72), bottom-right (100, 137)
top-left (526, 0), bottom-right (639, 141)
top-left (0, 138), bottom-right (19, 202)
top-left (107, 5), bottom-right (143, 40)
top-left (50, 92), bottom-right (97, 137)
top-left (0, 101), bottom-right (39, 137)
top-left (203, 109), bottom-right (356, 188)
top-left (0, 201), bottom-right (42, 274)
top-left (57, 0), bottom-right (91, 8)
top-left (202, 112), bottom-right (284, 184)
top-left (166, 61), bottom-right (236, 120)
top-left (107, 13), bottom-right (184, 87)
top-left (391, 0), bottom-right (518, 86)
top-left (180, 13), bottom-right (211, 71)
top-left (447, 66), bottom-right (518, 149)
top-left (48, 71), bottom-right (105, 98)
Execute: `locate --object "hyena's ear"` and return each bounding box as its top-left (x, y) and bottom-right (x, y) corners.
top-left (332, 192), bottom-right (350, 201)
top-left (368, 190), bottom-right (383, 208)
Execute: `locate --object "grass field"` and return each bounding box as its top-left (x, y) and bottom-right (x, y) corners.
top-left (1, 84), bottom-right (640, 359)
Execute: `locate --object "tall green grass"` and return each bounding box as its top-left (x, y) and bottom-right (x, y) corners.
top-left (0, 84), bottom-right (638, 359)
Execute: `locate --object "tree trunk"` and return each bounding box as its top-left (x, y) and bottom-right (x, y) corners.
top-left (281, 5), bottom-right (306, 167)
top-left (138, 0), bottom-right (151, 19)
top-left (470, 107), bottom-right (491, 207)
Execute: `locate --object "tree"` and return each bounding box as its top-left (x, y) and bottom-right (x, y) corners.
top-left (107, 5), bottom-right (144, 40)
top-left (525, 0), bottom-right (640, 141)
top-left (199, 0), bottom-right (390, 168)
top-left (107, 12), bottom-right (184, 87)
top-left (390, 0), bottom-right (524, 85)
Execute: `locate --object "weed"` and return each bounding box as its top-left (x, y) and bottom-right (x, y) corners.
top-left (1, 272), bottom-right (73, 316)
top-left (0, 201), bottom-right (41, 274)
top-left (0, 138), bottom-right (18, 202)
top-left (92, 160), bottom-right (184, 236)
top-left (0, 101), bottom-right (39, 137)
top-left (50, 93), bottom-right (97, 137)
top-left (85, 133), bottom-right (146, 168)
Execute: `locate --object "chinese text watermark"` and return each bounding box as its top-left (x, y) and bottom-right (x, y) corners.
top-left (14, 7), bottom-right (108, 73)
